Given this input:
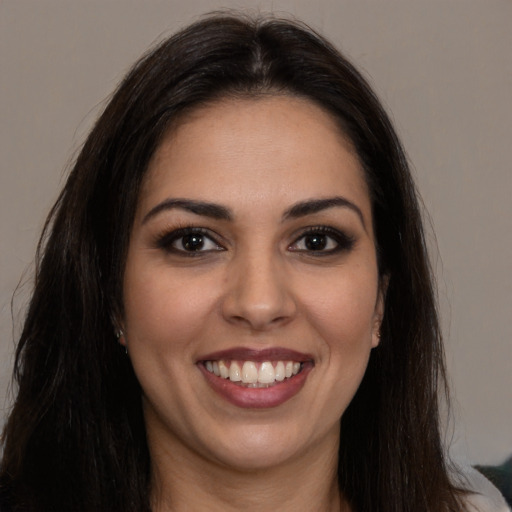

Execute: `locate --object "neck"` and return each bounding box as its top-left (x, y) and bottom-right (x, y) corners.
top-left (148, 424), bottom-right (349, 512)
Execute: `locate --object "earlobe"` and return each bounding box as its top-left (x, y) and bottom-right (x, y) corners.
top-left (371, 274), bottom-right (389, 348)
top-left (111, 309), bottom-right (126, 345)
top-left (371, 320), bottom-right (382, 348)
top-left (116, 329), bottom-right (126, 346)
top-left (115, 328), bottom-right (129, 355)
top-left (112, 307), bottom-right (129, 353)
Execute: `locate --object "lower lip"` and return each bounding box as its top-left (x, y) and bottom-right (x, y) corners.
top-left (198, 363), bottom-right (313, 409)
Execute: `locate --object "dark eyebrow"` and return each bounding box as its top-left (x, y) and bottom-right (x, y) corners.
top-left (282, 196), bottom-right (366, 229)
top-left (142, 199), bottom-right (233, 224)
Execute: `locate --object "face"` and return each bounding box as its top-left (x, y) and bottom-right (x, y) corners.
top-left (123, 96), bottom-right (384, 472)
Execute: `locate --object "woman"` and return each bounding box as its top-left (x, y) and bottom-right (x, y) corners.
top-left (0, 13), bottom-right (507, 512)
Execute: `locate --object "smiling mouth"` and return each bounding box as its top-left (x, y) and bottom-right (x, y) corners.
top-left (202, 360), bottom-right (303, 388)
top-left (198, 348), bottom-right (314, 408)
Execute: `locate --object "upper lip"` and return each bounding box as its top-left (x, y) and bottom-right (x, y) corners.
top-left (198, 347), bottom-right (314, 363)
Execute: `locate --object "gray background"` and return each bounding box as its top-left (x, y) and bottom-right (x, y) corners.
top-left (1, 0), bottom-right (510, 466)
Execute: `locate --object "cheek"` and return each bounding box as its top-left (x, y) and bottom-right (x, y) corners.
top-left (287, 268), bottom-right (378, 432)
top-left (299, 266), bottom-right (379, 349)
top-left (122, 264), bottom-right (223, 419)
top-left (123, 263), bottom-right (220, 355)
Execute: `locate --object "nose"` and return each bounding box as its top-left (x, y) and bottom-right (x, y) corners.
top-left (221, 251), bottom-right (297, 331)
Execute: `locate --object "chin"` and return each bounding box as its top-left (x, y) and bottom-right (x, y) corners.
top-left (210, 433), bottom-right (305, 471)
top-left (203, 418), bottom-right (337, 472)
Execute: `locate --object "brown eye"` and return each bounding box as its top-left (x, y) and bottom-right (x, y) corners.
top-left (289, 227), bottom-right (355, 255)
top-left (304, 233), bottom-right (329, 251)
top-left (180, 233), bottom-right (206, 251)
top-left (156, 227), bottom-right (224, 255)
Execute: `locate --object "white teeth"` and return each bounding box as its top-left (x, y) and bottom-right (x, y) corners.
top-left (242, 361), bottom-right (258, 384)
top-left (275, 361), bottom-right (285, 381)
top-left (205, 359), bottom-right (304, 385)
top-left (258, 361), bottom-right (275, 384)
top-left (229, 362), bottom-right (242, 382)
top-left (218, 360), bottom-right (229, 379)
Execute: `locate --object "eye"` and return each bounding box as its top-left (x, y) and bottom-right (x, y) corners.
top-left (289, 227), bottom-right (355, 255)
top-left (155, 227), bottom-right (224, 255)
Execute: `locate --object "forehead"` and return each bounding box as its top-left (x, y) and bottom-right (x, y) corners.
top-left (138, 96), bottom-right (371, 221)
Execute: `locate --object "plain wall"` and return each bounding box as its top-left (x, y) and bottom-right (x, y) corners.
top-left (1, 0), bottom-right (510, 466)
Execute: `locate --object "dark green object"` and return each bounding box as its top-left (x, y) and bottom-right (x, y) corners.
top-left (475, 456), bottom-right (512, 507)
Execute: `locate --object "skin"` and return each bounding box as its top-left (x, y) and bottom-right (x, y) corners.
top-left (122, 96), bottom-right (384, 512)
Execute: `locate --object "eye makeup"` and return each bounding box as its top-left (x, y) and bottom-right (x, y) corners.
top-left (288, 225), bottom-right (356, 256)
top-left (153, 226), bottom-right (225, 256)
top-left (152, 222), bottom-right (356, 260)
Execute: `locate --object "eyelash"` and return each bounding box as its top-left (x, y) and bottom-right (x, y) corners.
top-left (289, 226), bottom-right (355, 256)
top-left (154, 225), bottom-right (355, 257)
top-left (154, 226), bottom-right (225, 256)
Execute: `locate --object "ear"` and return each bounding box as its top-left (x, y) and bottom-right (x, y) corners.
top-left (111, 312), bottom-right (126, 346)
top-left (116, 329), bottom-right (126, 347)
top-left (371, 275), bottom-right (389, 348)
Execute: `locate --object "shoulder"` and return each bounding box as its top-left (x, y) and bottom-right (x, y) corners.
top-left (457, 465), bottom-right (510, 512)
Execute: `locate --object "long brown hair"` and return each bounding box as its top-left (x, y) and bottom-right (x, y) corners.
top-left (1, 13), bottom-right (464, 511)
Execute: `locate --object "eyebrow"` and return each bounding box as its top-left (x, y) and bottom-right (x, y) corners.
top-left (142, 195), bottom-right (366, 229)
top-left (142, 199), bottom-right (233, 224)
top-left (282, 196), bottom-right (366, 229)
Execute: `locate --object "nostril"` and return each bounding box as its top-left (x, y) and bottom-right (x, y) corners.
top-left (220, 263), bottom-right (297, 329)
top-left (226, 310), bottom-right (294, 331)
